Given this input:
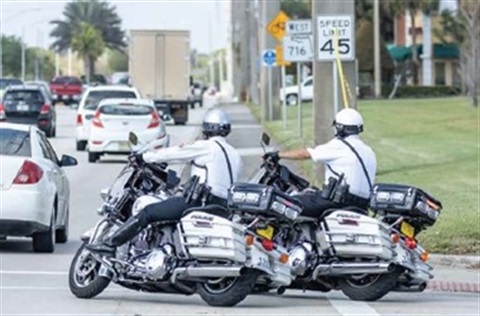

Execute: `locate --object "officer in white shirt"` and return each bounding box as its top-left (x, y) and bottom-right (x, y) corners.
top-left (264, 108), bottom-right (376, 217)
top-left (87, 108), bottom-right (242, 256)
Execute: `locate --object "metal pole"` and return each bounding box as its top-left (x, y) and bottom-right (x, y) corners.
top-left (373, 0), bottom-right (381, 97)
top-left (333, 62), bottom-right (338, 112)
top-left (21, 27), bottom-right (25, 81)
top-left (68, 48), bottom-right (72, 76)
top-left (281, 65), bottom-right (287, 129)
top-left (268, 66), bottom-right (273, 121)
top-left (55, 53), bottom-right (59, 76)
top-left (297, 62), bottom-right (303, 139)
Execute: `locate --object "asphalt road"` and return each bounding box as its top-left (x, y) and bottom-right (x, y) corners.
top-left (1, 103), bottom-right (478, 316)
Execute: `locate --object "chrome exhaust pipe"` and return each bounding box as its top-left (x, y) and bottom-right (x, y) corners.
top-left (314, 262), bottom-right (394, 277)
top-left (171, 266), bottom-right (243, 282)
top-left (392, 282), bottom-right (427, 292)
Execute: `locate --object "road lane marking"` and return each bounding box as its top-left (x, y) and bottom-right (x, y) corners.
top-left (328, 298), bottom-right (381, 316)
top-left (0, 270), bottom-right (68, 276)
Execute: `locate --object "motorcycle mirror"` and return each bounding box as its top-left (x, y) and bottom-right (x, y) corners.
top-left (261, 133), bottom-right (271, 146)
top-left (128, 132), bottom-right (139, 146)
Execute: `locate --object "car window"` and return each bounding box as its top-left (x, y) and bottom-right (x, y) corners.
top-left (37, 132), bottom-right (59, 164)
top-left (0, 79), bottom-right (23, 89)
top-left (100, 104), bottom-right (153, 116)
top-left (303, 79), bottom-right (313, 87)
top-left (0, 128), bottom-right (31, 157)
top-left (51, 76), bottom-right (82, 85)
top-left (4, 90), bottom-right (44, 103)
top-left (84, 90), bottom-right (138, 110)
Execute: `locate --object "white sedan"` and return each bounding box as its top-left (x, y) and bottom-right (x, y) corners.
top-left (87, 98), bottom-right (170, 163)
top-left (0, 123), bottom-right (77, 252)
top-left (279, 76), bottom-right (313, 105)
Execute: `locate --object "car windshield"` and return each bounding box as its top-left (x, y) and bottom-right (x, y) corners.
top-left (0, 79), bottom-right (23, 89)
top-left (4, 90), bottom-right (43, 103)
top-left (84, 91), bottom-right (137, 110)
top-left (0, 129), bottom-right (31, 157)
top-left (51, 76), bottom-right (82, 85)
top-left (100, 104), bottom-right (152, 116)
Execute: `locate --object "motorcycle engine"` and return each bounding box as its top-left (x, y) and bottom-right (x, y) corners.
top-left (289, 242), bottom-right (315, 276)
top-left (145, 244), bottom-right (176, 280)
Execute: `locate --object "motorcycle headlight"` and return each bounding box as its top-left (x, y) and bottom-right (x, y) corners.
top-left (285, 207), bottom-right (300, 220)
top-left (232, 191), bottom-right (260, 205)
top-left (271, 201), bottom-right (286, 215)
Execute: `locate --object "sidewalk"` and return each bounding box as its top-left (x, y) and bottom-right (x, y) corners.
top-left (219, 102), bottom-right (480, 294)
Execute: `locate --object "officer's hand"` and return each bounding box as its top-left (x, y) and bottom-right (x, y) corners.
top-left (128, 153), bottom-right (144, 165)
top-left (263, 151), bottom-right (280, 164)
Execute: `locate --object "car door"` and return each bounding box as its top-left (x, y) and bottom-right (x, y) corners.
top-left (302, 78), bottom-right (314, 101)
top-left (37, 132), bottom-right (67, 225)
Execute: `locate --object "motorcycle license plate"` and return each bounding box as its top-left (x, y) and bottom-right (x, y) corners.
top-left (401, 221), bottom-right (415, 238)
top-left (256, 225), bottom-right (274, 240)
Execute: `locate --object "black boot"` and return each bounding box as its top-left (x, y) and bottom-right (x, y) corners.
top-left (86, 216), bottom-right (144, 256)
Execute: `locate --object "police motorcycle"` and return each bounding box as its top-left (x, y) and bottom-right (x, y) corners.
top-left (236, 133), bottom-right (443, 301)
top-left (69, 132), bottom-right (297, 307)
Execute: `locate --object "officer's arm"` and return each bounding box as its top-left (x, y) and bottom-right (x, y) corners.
top-left (142, 141), bottom-right (210, 164)
top-left (278, 148), bottom-right (311, 160)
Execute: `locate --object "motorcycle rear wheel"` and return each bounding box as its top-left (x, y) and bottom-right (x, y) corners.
top-left (69, 243), bottom-right (111, 299)
top-left (197, 269), bottom-right (259, 307)
top-left (338, 266), bottom-right (403, 301)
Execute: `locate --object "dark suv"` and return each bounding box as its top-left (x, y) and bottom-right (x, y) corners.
top-left (0, 85), bottom-right (57, 137)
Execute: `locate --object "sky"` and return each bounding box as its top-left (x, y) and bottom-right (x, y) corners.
top-left (0, 0), bottom-right (229, 53)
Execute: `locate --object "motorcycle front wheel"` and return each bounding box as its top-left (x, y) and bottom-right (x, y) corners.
top-left (197, 269), bottom-right (259, 307)
top-left (69, 243), bottom-right (111, 299)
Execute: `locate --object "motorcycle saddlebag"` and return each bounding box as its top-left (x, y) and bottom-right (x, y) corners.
top-left (179, 211), bottom-right (247, 263)
top-left (369, 183), bottom-right (442, 227)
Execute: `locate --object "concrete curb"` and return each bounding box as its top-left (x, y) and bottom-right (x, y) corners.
top-left (427, 280), bottom-right (480, 293)
top-left (429, 254), bottom-right (480, 269)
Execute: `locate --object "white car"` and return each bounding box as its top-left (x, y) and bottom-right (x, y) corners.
top-left (0, 123), bottom-right (77, 252)
top-left (76, 85), bottom-right (141, 151)
top-left (87, 98), bottom-right (170, 163)
top-left (279, 76), bottom-right (313, 105)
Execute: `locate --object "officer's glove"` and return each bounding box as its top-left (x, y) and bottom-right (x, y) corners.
top-left (263, 151), bottom-right (280, 164)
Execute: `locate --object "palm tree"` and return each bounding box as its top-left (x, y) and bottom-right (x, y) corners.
top-left (50, 0), bottom-right (125, 78)
top-left (71, 22), bottom-right (106, 83)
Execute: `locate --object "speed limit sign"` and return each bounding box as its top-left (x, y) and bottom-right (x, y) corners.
top-left (317, 15), bottom-right (355, 61)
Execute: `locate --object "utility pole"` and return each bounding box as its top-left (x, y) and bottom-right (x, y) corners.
top-left (259, 0), bottom-right (281, 122)
top-left (374, 0), bottom-right (381, 97)
top-left (248, 0), bottom-right (260, 105)
top-left (21, 27), bottom-right (26, 81)
top-left (313, 0), bottom-right (357, 183)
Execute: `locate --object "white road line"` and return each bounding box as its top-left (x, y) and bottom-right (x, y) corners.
top-left (328, 298), bottom-right (381, 316)
top-left (0, 270), bottom-right (68, 276)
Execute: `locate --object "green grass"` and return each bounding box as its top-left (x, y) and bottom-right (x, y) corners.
top-left (249, 97), bottom-right (479, 254)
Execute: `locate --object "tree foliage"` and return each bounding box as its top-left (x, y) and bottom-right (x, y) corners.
top-left (108, 49), bottom-right (128, 73)
top-left (71, 22), bottom-right (106, 82)
top-left (436, 1), bottom-right (480, 107)
top-left (280, 0), bottom-right (311, 19)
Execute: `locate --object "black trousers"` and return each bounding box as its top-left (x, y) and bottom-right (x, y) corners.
top-left (295, 190), bottom-right (341, 218)
top-left (136, 196), bottom-right (198, 228)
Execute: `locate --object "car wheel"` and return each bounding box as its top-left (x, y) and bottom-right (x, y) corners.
top-left (52, 125), bottom-right (57, 137)
top-left (33, 213), bottom-right (55, 253)
top-left (56, 207), bottom-right (69, 243)
top-left (76, 141), bottom-right (87, 151)
top-left (88, 152), bottom-right (99, 163)
top-left (286, 94), bottom-right (298, 106)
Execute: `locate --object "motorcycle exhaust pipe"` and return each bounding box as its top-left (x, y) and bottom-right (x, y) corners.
top-left (392, 282), bottom-right (427, 292)
top-left (314, 262), bottom-right (394, 277)
top-left (171, 266), bottom-right (244, 282)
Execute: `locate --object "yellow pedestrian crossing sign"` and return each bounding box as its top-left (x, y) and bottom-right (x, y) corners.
top-left (267, 11), bottom-right (290, 42)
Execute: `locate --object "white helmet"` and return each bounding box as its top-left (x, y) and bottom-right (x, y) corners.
top-left (333, 108), bottom-right (364, 137)
top-left (202, 108), bottom-right (231, 138)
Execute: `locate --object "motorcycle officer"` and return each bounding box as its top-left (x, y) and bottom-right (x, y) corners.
top-left (265, 108), bottom-right (376, 217)
top-left (87, 108), bottom-right (243, 256)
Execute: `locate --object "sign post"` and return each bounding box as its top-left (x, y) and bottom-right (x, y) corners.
top-left (262, 49), bottom-right (277, 121)
top-left (283, 19), bottom-right (313, 139)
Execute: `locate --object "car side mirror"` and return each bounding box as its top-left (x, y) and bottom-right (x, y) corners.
top-left (60, 154), bottom-right (78, 167)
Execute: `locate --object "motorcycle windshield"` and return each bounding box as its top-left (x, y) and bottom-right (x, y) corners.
top-left (108, 166), bottom-right (135, 203)
top-left (248, 166), bottom-right (267, 184)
